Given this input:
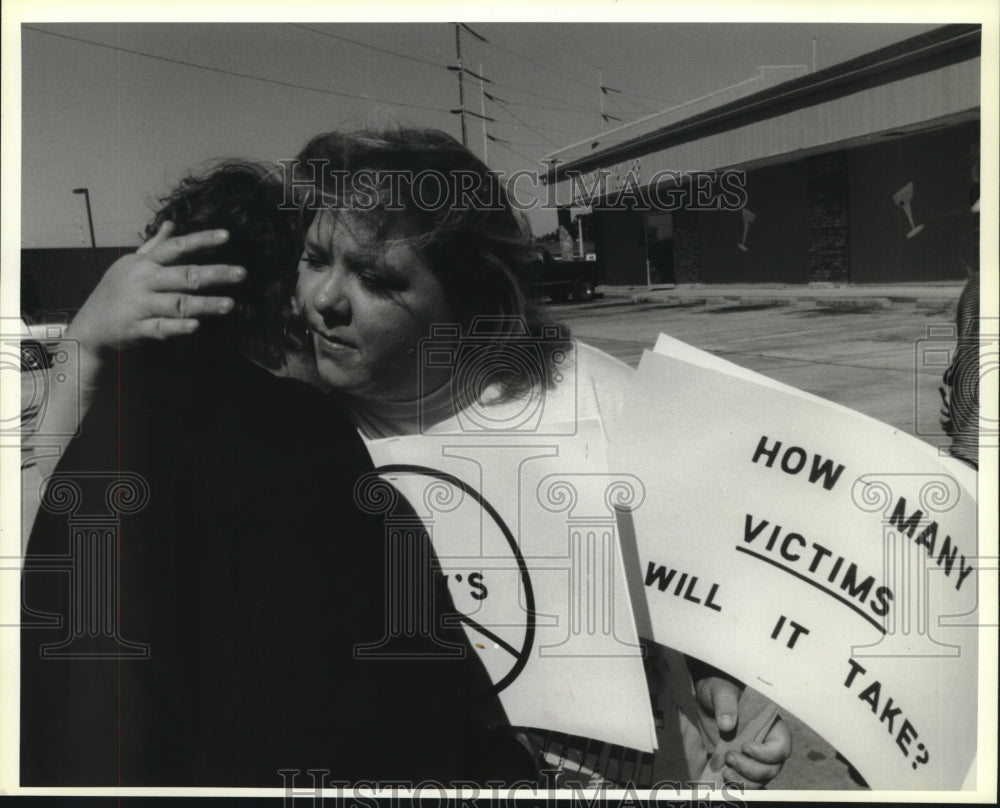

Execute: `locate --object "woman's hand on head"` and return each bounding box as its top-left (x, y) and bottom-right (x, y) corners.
top-left (26, 224), bottom-right (249, 490)
top-left (67, 222), bottom-right (246, 358)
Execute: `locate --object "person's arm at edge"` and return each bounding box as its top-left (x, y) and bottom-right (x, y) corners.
top-left (21, 224), bottom-right (245, 549)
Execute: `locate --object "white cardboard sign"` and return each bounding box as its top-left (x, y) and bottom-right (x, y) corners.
top-left (366, 418), bottom-right (657, 754)
top-left (608, 336), bottom-right (979, 789)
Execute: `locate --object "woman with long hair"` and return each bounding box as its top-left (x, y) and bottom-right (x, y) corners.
top-left (24, 129), bottom-right (790, 788)
top-left (20, 160), bottom-right (534, 787)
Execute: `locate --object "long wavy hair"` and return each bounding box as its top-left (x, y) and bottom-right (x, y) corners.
top-left (289, 128), bottom-right (572, 403)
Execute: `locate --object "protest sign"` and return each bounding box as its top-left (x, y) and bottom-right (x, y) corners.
top-left (366, 418), bottom-right (657, 754)
top-left (608, 334), bottom-right (979, 789)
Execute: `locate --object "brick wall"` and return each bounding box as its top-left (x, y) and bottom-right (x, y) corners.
top-left (806, 152), bottom-right (850, 284)
top-left (672, 209), bottom-right (701, 284)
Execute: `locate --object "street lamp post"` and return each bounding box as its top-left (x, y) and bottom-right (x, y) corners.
top-left (72, 188), bottom-right (96, 248)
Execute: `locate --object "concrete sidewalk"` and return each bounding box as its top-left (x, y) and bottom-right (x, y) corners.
top-left (585, 281), bottom-right (965, 310)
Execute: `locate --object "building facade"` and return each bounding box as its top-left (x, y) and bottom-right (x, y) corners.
top-left (545, 25), bottom-right (981, 286)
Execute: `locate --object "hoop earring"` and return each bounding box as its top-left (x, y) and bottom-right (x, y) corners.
top-left (283, 317), bottom-right (310, 350)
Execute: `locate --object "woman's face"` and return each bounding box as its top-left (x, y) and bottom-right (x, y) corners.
top-left (295, 212), bottom-right (455, 402)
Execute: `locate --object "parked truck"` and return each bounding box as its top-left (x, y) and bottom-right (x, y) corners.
top-left (524, 248), bottom-right (602, 304)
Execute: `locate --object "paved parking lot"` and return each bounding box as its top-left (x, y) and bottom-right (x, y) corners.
top-left (557, 292), bottom-right (965, 444)
top-left (554, 290), bottom-right (969, 790)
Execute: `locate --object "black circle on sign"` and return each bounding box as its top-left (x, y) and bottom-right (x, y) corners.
top-left (374, 464), bottom-right (536, 698)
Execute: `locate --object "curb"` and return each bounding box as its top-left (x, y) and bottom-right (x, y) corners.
top-left (814, 297), bottom-right (893, 309)
top-left (554, 284), bottom-right (963, 312)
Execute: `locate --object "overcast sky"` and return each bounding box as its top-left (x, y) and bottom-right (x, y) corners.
top-left (16, 18), bottom-right (946, 247)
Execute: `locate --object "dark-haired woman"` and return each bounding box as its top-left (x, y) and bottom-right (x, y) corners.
top-left (27, 130), bottom-right (791, 788)
top-left (20, 161), bottom-right (535, 787)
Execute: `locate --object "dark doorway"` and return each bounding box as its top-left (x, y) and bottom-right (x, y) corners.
top-left (646, 213), bottom-right (675, 285)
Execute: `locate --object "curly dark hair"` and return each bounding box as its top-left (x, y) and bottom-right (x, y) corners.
top-left (144, 160), bottom-right (298, 367)
top-left (288, 128), bottom-right (571, 402)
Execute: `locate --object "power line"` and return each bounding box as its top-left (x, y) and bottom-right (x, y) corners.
top-left (299, 23), bottom-right (652, 120)
top-left (547, 30), bottom-right (603, 73)
top-left (493, 61), bottom-right (670, 115)
top-left (487, 99), bottom-right (560, 147)
top-left (291, 24), bottom-right (449, 70)
top-left (476, 61), bottom-right (582, 156)
top-left (487, 136), bottom-right (542, 166)
top-left (601, 78), bottom-right (661, 116)
top-left (453, 108), bottom-right (494, 122)
top-left (605, 88), bottom-right (662, 116)
top-left (23, 25), bottom-right (448, 114)
top-left (461, 56), bottom-right (577, 153)
top-left (27, 23), bottom-right (650, 152)
top-left (477, 32), bottom-right (667, 126)
top-left (492, 55), bottom-right (667, 117)
top-left (488, 134), bottom-right (553, 148)
top-left (476, 31), bottom-right (595, 93)
top-left (491, 95), bottom-right (597, 116)
top-left (448, 64), bottom-right (492, 84)
top-left (597, 87), bottom-right (656, 121)
top-left (497, 117), bottom-right (590, 139)
top-left (459, 23), bottom-right (489, 44)
top-left (610, 92), bottom-right (659, 117)
top-left (489, 80), bottom-right (593, 112)
top-left (621, 88), bottom-right (675, 109)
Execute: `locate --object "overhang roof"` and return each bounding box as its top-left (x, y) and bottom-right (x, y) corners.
top-left (543, 24), bottom-right (981, 185)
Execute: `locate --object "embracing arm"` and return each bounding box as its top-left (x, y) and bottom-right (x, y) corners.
top-left (22, 224), bottom-right (245, 545)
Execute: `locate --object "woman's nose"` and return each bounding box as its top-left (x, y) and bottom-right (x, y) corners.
top-left (311, 266), bottom-right (350, 318)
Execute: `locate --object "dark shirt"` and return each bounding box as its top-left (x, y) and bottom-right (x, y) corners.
top-left (21, 344), bottom-right (533, 786)
top-left (941, 273), bottom-right (979, 469)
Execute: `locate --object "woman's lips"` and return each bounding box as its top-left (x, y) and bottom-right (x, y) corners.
top-left (315, 331), bottom-right (356, 352)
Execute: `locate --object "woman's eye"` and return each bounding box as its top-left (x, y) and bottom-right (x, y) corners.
top-left (358, 271), bottom-right (394, 295)
top-left (302, 254), bottom-right (326, 270)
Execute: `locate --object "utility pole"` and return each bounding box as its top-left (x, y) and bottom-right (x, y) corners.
top-left (449, 25), bottom-right (489, 148)
top-left (479, 61), bottom-right (489, 163)
top-left (598, 67), bottom-right (605, 132)
top-left (455, 23), bottom-right (468, 146)
top-left (73, 188), bottom-right (96, 249)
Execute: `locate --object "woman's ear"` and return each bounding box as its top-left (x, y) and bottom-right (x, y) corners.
top-left (283, 297), bottom-right (309, 350)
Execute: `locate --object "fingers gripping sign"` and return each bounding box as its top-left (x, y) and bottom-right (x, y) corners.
top-left (697, 676), bottom-right (790, 789)
top-left (67, 224), bottom-right (246, 355)
top-left (698, 674), bottom-right (741, 733)
top-left (723, 719), bottom-right (792, 788)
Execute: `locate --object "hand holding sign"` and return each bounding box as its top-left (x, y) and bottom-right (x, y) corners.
top-left (698, 683), bottom-right (784, 788)
top-left (608, 334), bottom-right (978, 789)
